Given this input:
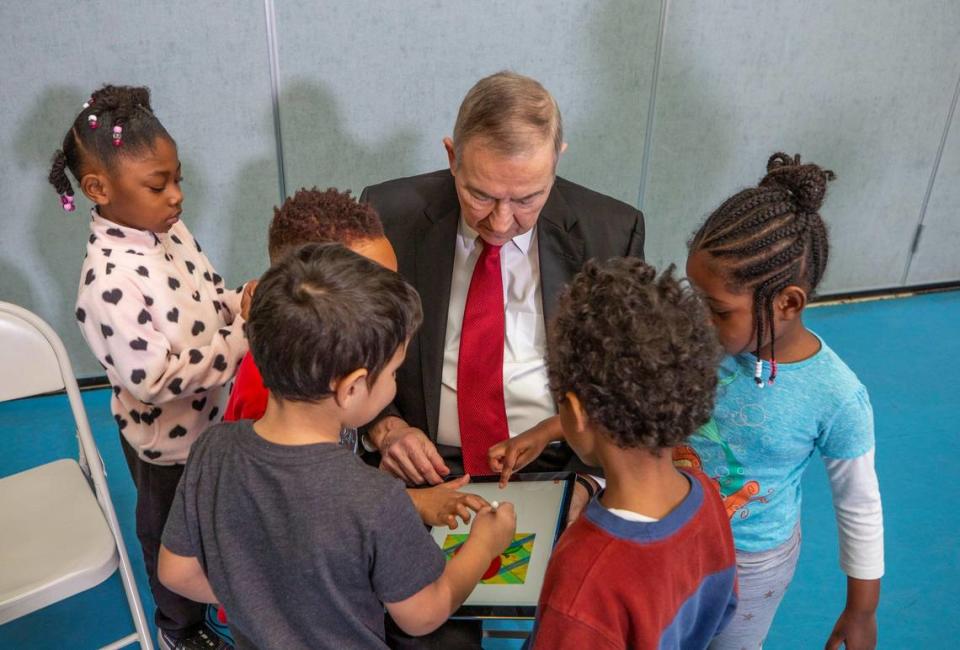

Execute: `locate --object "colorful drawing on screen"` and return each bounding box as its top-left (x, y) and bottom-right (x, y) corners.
top-left (442, 533), bottom-right (536, 584)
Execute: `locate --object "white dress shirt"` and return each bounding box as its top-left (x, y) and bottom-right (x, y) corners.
top-left (437, 218), bottom-right (555, 447)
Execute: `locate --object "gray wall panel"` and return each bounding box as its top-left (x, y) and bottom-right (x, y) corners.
top-left (274, 0), bottom-right (660, 207)
top-left (907, 77), bottom-right (960, 285)
top-left (2, 1), bottom-right (958, 379)
top-left (642, 1), bottom-right (960, 294)
top-left (0, 1), bottom-right (279, 378)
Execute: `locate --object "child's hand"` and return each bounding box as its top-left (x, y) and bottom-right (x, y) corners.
top-left (825, 608), bottom-right (877, 649)
top-left (409, 475), bottom-right (490, 529)
top-left (488, 425), bottom-right (554, 487)
top-left (240, 280), bottom-right (258, 320)
top-left (469, 502), bottom-right (517, 558)
top-left (825, 577), bottom-right (879, 649)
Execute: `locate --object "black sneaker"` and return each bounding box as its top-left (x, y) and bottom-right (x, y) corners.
top-left (157, 623), bottom-right (232, 650)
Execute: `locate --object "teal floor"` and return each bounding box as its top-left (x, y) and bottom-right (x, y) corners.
top-left (1, 291), bottom-right (958, 648)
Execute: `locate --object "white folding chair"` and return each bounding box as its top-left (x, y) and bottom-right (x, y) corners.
top-left (0, 301), bottom-right (152, 649)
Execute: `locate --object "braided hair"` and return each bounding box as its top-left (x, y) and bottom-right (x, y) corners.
top-left (689, 152), bottom-right (835, 386)
top-left (48, 84), bottom-right (172, 211)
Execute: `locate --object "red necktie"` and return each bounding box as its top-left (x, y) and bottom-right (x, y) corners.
top-left (458, 240), bottom-right (509, 475)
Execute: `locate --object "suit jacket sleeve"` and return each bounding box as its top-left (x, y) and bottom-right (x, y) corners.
top-left (627, 211), bottom-right (645, 259)
top-left (357, 180), bottom-right (424, 446)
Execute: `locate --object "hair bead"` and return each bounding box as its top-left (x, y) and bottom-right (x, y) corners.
top-left (60, 192), bottom-right (76, 212)
top-left (690, 152), bottom-right (834, 393)
top-left (50, 85), bottom-right (171, 217)
top-left (754, 358), bottom-right (764, 388)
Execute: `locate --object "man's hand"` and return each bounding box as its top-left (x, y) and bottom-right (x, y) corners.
top-left (374, 416), bottom-right (450, 485)
top-left (487, 417), bottom-right (562, 487)
top-left (240, 280), bottom-right (258, 320)
top-left (408, 475), bottom-right (490, 529)
top-left (566, 477), bottom-right (597, 527)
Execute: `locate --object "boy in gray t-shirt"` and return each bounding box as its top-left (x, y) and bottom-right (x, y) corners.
top-left (159, 243), bottom-right (516, 648)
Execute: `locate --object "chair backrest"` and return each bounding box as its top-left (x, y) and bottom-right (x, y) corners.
top-left (0, 303), bottom-right (68, 402)
top-left (0, 300), bottom-right (112, 533)
top-left (0, 302), bottom-right (97, 477)
top-left (0, 301), bottom-right (154, 647)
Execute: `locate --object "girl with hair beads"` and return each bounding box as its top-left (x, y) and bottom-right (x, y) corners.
top-left (680, 153), bottom-right (884, 649)
top-left (49, 84), bottom-right (250, 650)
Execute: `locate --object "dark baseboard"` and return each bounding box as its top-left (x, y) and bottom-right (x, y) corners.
top-left (78, 375), bottom-right (111, 390)
top-left (811, 280), bottom-right (959, 305)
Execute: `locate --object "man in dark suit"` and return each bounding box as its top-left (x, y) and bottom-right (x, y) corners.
top-left (361, 71), bottom-right (643, 497)
top-left (361, 70), bottom-right (644, 649)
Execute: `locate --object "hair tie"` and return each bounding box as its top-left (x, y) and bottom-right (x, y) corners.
top-left (112, 124), bottom-right (123, 147)
top-left (88, 114), bottom-right (98, 129)
top-left (60, 192), bottom-right (76, 212)
top-left (754, 358), bottom-right (764, 388)
top-left (768, 359), bottom-right (778, 385)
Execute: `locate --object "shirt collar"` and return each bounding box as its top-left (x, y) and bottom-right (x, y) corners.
top-left (583, 470), bottom-right (703, 543)
top-left (458, 216), bottom-right (536, 254)
top-left (89, 207), bottom-right (163, 249)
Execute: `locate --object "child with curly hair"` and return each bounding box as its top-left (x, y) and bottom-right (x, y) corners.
top-left (527, 259), bottom-right (737, 649)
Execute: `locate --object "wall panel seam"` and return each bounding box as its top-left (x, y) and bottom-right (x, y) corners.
top-left (636, 0), bottom-right (670, 212)
top-left (263, 0), bottom-right (287, 203)
top-left (901, 67), bottom-right (960, 284)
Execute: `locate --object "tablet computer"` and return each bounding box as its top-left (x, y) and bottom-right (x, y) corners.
top-left (428, 472), bottom-right (575, 619)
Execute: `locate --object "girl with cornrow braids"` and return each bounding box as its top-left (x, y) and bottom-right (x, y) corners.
top-left (681, 153), bottom-right (883, 649)
top-left (49, 84), bottom-right (253, 650)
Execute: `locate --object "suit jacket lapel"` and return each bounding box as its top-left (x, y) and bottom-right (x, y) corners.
top-left (538, 181), bottom-right (584, 329)
top-left (416, 192), bottom-right (459, 439)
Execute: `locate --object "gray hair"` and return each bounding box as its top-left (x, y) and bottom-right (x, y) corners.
top-left (452, 71), bottom-right (563, 160)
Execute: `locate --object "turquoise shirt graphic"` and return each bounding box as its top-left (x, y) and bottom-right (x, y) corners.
top-left (674, 336), bottom-right (874, 552)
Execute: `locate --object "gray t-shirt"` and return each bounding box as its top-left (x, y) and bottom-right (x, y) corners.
top-left (162, 420), bottom-right (445, 648)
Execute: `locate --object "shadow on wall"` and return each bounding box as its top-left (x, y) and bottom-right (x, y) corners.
top-left (0, 258), bottom-right (33, 308)
top-left (218, 150), bottom-right (273, 287)
top-left (639, 16), bottom-right (739, 270)
top-left (561, 0), bottom-right (662, 208)
top-left (218, 78), bottom-right (421, 285)
top-left (10, 86), bottom-right (95, 371)
top-left (283, 78), bottom-right (422, 191)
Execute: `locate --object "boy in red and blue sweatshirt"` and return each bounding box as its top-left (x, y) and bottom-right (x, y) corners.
top-left (528, 259), bottom-right (737, 649)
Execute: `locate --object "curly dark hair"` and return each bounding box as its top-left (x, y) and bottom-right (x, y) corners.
top-left (689, 152), bottom-right (835, 383)
top-left (248, 242), bottom-right (422, 402)
top-left (547, 259), bottom-right (722, 451)
top-left (268, 188), bottom-right (385, 263)
top-left (48, 84), bottom-right (173, 204)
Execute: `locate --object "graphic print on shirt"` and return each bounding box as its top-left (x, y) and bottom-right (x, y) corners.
top-left (674, 371), bottom-right (772, 521)
top-left (75, 211), bottom-right (248, 464)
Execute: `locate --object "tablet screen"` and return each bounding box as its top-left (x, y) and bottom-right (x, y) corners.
top-left (428, 472), bottom-right (573, 617)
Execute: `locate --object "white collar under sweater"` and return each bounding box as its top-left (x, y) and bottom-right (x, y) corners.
top-left (75, 209), bottom-right (249, 464)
